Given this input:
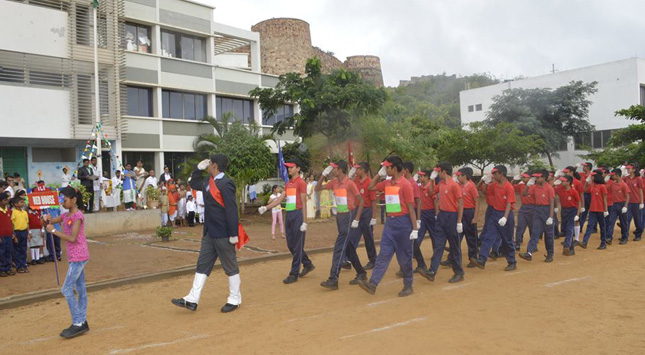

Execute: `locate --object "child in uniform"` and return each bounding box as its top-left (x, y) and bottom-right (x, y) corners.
top-left (11, 197), bottom-right (29, 273)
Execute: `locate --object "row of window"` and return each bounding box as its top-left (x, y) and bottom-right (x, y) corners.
top-left (125, 22), bottom-right (208, 63)
top-left (0, 67), bottom-right (69, 88)
top-left (467, 104), bottom-right (483, 112)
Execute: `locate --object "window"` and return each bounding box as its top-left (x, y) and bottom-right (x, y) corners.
top-left (575, 130), bottom-right (614, 150)
top-left (640, 85), bottom-right (645, 106)
top-left (0, 66), bottom-right (25, 84)
top-left (475, 104), bottom-right (483, 111)
top-left (162, 90), bottom-right (207, 120)
top-left (29, 71), bottom-right (69, 88)
top-left (216, 96), bottom-right (254, 123)
top-left (76, 74), bottom-right (93, 124)
top-left (76, 5), bottom-right (90, 46)
top-left (467, 105), bottom-right (474, 112)
top-left (126, 86), bottom-right (153, 117)
top-left (164, 152), bottom-right (195, 178)
top-left (125, 23), bottom-right (151, 53)
top-left (161, 30), bottom-right (207, 62)
top-left (263, 105), bottom-right (294, 126)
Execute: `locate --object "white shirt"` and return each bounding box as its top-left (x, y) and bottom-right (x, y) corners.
top-left (61, 173), bottom-right (72, 187)
top-left (142, 176), bottom-right (158, 192)
top-left (186, 200), bottom-right (196, 212)
top-left (270, 193), bottom-right (282, 213)
top-left (90, 165), bottom-right (101, 191)
top-left (4, 186), bottom-right (14, 198)
top-left (111, 176), bottom-right (123, 189)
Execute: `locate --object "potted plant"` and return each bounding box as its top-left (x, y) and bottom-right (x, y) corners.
top-left (155, 226), bottom-right (173, 242)
top-left (146, 185), bottom-right (160, 209)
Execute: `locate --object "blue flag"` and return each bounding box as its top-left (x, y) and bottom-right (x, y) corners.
top-left (277, 140), bottom-right (289, 182)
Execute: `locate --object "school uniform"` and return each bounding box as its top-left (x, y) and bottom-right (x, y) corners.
top-left (555, 185), bottom-right (580, 251)
top-left (514, 182), bottom-right (534, 247)
top-left (0, 206), bottom-right (13, 273)
top-left (525, 183), bottom-right (555, 257)
top-left (606, 179), bottom-right (629, 243)
top-left (415, 181), bottom-right (436, 270)
top-left (582, 183), bottom-right (608, 246)
top-left (460, 180), bottom-right (479, 260)
top-left (11, 208), bottom-right (29, 270)
top-left (284, 176), bottom-right (314, 278)
top-left (476, 181), bottom-right (517, 265)
top-left (479, 183), bottom-right (502, 256)
top-left (350, 176), bottom-right (378, 264)
top-left (429, 178), bottom-right (464, 276)
top-left (623, 176), bottom-right (643, 240)
top-left (579, 172), bottom-right (592, 230)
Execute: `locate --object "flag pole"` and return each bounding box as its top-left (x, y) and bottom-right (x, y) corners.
top-left (93, 1), bottom-right (103, 179)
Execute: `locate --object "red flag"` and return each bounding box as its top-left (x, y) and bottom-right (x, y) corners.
top-left (347, 141), bottom-right (355, 167)
top-left (237, 223), bottom-right (250, 251)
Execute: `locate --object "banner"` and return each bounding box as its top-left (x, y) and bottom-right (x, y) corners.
top-left (28, 191), bottom-right (60, 210)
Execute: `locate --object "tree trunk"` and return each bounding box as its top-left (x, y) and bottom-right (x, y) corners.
top-left (545, 151), bottom-right (554, 169)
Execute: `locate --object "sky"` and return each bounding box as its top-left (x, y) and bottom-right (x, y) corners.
top-left (197, 0), bottom-right (645, 87)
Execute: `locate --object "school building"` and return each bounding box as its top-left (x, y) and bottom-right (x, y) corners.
top-left (0, 0), bottom-right (296, 186)
top-left (459, 57), bottom-right (645, 168)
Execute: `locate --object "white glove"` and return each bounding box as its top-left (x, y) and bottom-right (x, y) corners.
top-left (300, 223), bottom-right (307, 232)
top-left (555, 169), bottom-right (564, 177)
top-left (409, 230), bottom-right (418, 240)
top-left (435, 215), bottom-right (438, 220)
top-left (554, 179), bottom-right (562, 186)
top-left (580, 207), bottom-right (586, 213)
top-left (621, 166), bottom-right (628, 177)
top-left (574, 215), bottom-right (580, 222)
top-left (640, 203), bottom-right (644, 210)
top-left (452, 175), bottom-right (459, 183)
top-left (258, 206), bottom-right (267, 215)
top-left (348, 167), bottom-right (357, 179)
top-left (527, 177), bottom-right (536, 186)
top-left (322, 165), bottom-right (333, 178)
top-left (512, 174), bottom-right (521, 181)
top-left (229, 236), bottom-right (238, 244)
top-left (416, 220), bottom-right (421, 229)
top-left (546, 218), bottom-right (553, 226)
top-left (498, 217), bottom-right (507, 226)
top-left (413, 173), bottom-right (419, 181)
top-left (351, 220), bottom-right (359, 228)
top-left (586, 176), bottom-right (592, 184)
top-left (575, 163), bottom-right (583, 170)
top-left (554, 207), bottom-right (559, 213)
top-left (456, 223), bottom-right (463, 233)
top-left (482, 174), bottom-right (492, 184)
top-left (603, 211), bottom-right (609, 217)
top-left (430, 170), bottom-right (438, 180)
top-left (378, 166), bottom-right (387, 178)
top-left (197, 158), bottom-right (210, 170)
top-left (369, 218), bottom-right (377, 226)
top-left (604, 175), bottom-right (610, 182)
top-left (622, 207), bottom-right (628, 214)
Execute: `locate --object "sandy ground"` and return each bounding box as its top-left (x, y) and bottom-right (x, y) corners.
top-left (2, 230), bottom-right (645, 355)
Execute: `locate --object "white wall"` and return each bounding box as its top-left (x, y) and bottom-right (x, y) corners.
top-left (0, 1), bottom-right (68, 58)
top-left (214, 53), bottom-right (249, 69)
top-left (0, 86), bottom-right (71, 139)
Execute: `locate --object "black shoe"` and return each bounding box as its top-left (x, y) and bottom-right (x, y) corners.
top-left (349, 273), bottom-right (367, 285)
top-left (634, 237), bottom-right (642, 242)
top-left (519, 252), bottom-right (532, 261)
top-left (340, 262), bottom-right (351, 270)
top-left (606, 239), bottom-right (612, 245)
top-left (597, 243), bottom-right (607, 250)
top-left (320, 278), bottom-right (339, 290)
top-left (357, 279), bottom-right (377, 295)
top-left (448, 274), bottom-right (464, 283)
top-left (619, 239), bottom-right (628, 245)
top-left (515, 245), bottom-right (521, 251)
top-left (505, 263), bottom-right (517, 271)
top-left (440, 260), bottom-right (451, 267)
top-left (171, 298), bottom-right (197, 311)
top-left (554, 235), bottom-right (562, 240)
top-left (36, 258), bottom-right (45, 264)
top-left (395, 270), bottom-right (404, 278)
top-left (470, 257), bottom-right (486, 270)
top-left (544, 255), bottom-right (554, 263)
top-left (283, 275), bottom-right (298, 284)
top-left (221, 303), bottom-right (239, 313)
top-left (60, 321), bottom-right (89, 339)
top-left (363, 261), bottom-right (375, 270)
top-left (578, 242), bottom-right (588, 249)
top-left (418, 269), bottom-right (435, 282)
top-left (299, 264), bottom-right (316, 278)
top-left (489, 252), bottom-right (498, 261)
top-left (413, 266), bottom-right (426, 274)
top-left (563, 248), bottom-right (573, 256)
top-left (398, 285), bottom-right (413, 297)
top-left (466, 261), bottom-right (476, 268)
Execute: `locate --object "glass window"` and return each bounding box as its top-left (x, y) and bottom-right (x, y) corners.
top-left (216, 96), bottom-right (255, 123)
top-left (184, 93), bottom-right (195, 120)
top-left (195, 94), bottom-right (205, 120)
top-left (640, 85), bottom-right (645, 106)
top-left (468, 105), bottom-right (474, 112)
top-left (194, 38), bottom-right (205, 62)
top-left (170, 91), bottom-right (183, 119)
top-left (592, 131), bottom-right (602, 149)
top-left (125, 23), bottom-right (151, 53)
top-left (181, 36), bottom-right (195, 61)
top-left (263, 104), bottom-right (293, 125)
top-left (161, 31), bottom-right (176, 58)
top-left (162, 90), bottom-right (208, 120)
top-left (126, 86), bottom-right (152, 117)
top-left (160, 30), bottom-right (206, 62)
top-left (162, 90), bottom-right (170, 118)
top-left (475, 104), bottom-right (483, 111)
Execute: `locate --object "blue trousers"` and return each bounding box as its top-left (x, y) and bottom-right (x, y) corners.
top-left (460, 208), bottom-right (478, 259)
top-left (515, 205), bottom-right (534, 246)
top-left (561, 207), bottom-right (577, 249)
top-left (285, 210), bottom-right (313, 277)
top-left (62, 261), bottom-right (88, 324)
top-left (527, 206), bottom-right (554, 256)
top-left (346, 207), bottom-right (377, 263)
top-left (12, 230), bottom-right (28, 269)
top-left (329, 211), bottom-right (366, 280)
top-left (579, 193), bottom-right (591, 230)
top-left (413, 209), bottom-right (436, 270)
top-left (0, 236), bottom-right (13, 272)
top-left (430, 211), bottom-right (464, 275)
top-left (607, 203), bottom-right (628, 242)
top-left (480, 206), bottom-right (499, 251)
top-left (626, 203), bottom-right (644, 239)
top-left (370, 215), bottom-right (413, 287)
top-left (478, 209), bottom-right (516, 264)
top-left (583, 211), bottom-right (607, 245)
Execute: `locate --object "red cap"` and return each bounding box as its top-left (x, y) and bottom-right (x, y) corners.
top-left (491, 168), bottom-right (499, 173)
top-left (549, 171), bottom-right (554, 176)
top-left (329, 162), bottom-right (339, 168)
top-left (609, 172), bottom-right (616, 176)
top-left (532, 173), bottom-right (542, 177)
top-left (455, 171), bottom-right (463, 176)
top-left (521, 172), bottom-right (531, 178)
top-left (591, 171), bottom-right (598, 176)
top-left (381, 161), bottom-right (393, 167)
top-left (559, 177), bottom-right (568, 182)
top-left (563, 168), bottom-right (572, 173)
top-left (284, 162), bottom-right (296, 168)
top-left (417, 171), bottom-right (426, 176)
top-left (625, 164), bottom-right (634, 169)
top-left (433, 167), bottom-right (441, 172)
top-left (353, 164), bottom-right (362, 168)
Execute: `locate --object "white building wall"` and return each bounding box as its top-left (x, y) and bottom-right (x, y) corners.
top-left (0, 86), bottom-right (71, 139)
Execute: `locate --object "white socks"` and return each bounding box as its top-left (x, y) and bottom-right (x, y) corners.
top-left (574, 225), bottom-right (580, 241)
top-left (227, 274), bottom-right (242, 306)
top-left (184, 273), bottom-right (207, 304)
top-left (30, 248), bottom-right (40, 261)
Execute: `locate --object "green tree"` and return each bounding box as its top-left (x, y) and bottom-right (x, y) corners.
top-left (585, 105), bottom-right (645, 167)
top-left (182, 113), bottom-right (275, 215)
top-left (249, 57), bottom-right (388, 155)
top-left (486, 80), bottom-right (597, 166)
top-left (281, 141), bottom-right (311, 174)
top-left (436, 122), bottom-right (544, 174)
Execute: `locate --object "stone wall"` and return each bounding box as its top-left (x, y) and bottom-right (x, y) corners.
top-left (344, 55), bottom-right (384, 87)
top-left (312, 47), bottom-right (343, 74)
top-left (251, 18), bottom-right (313, 76)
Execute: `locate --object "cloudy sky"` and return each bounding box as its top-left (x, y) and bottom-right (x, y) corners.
top-left (198, 0), bottom-right (645, 87)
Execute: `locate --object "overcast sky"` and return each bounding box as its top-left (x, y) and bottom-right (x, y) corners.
top-left (198, 0), bottom-right (645, 87)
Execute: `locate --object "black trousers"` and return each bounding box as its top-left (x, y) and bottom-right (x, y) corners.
top-left (195, 236), bottom-right (239, 276)
top-left (187, 212), bottom-right (195, 226)
top-left (285, 210), bottom-right (313, 277)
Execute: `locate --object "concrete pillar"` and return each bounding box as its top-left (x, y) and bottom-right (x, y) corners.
top-left (250, 40), bottom-right (261, 72)
top-left (155, 151), bottom-right (164, 175)
top-left (152, 24), bottom-right (161, 56)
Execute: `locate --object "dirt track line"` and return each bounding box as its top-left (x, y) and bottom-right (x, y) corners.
top-left (503, 270), bottom-right (534, 276)
top-left (286, 312), bottom-right (337, 323)
top-left (544, 276), bottom-right (592, 288)
top-left (442, 282), bottom-right (476, 291)
top-left (108, 334), bottom-right (211, 354)
top-left (340, 317), bottom-right (427, 340)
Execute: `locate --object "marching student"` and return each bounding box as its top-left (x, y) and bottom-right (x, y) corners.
top-left (471, 165), bottom-right (517, 271)
top-left (607, 169), bottom-right (630, 245)
top-left (554, 175), bottom-right (581, 256)
top-left (518, 170), bottom-right (555, 262)
top-left (623, 164), bottom-right (644, 242)
top-left (513, 172), bottom-right (534, 251)
top-left (563, 166), bottom-right (585, 243)
top-left (10, 197), bottom-right (29, 273)
top-left (357, 155), bottom-right (416, 297)
top-left (601, 168), bottom-right (614, 242)
top-left (351, 162), bottom-right (378, 270)
top-left (0, 192), bottom-right (13, 277)
top-left (456, 167), bottom-right (479, 267)
top-left (259, 160), bottom-right (315, 284)
top-left (316, 160), bottom-right (367, 290)
top-left (579, 170), bottom-right (609, 249)
top-left (402, 161), bottom-right (423, 273)
top-left (476, 172), bottom-right (501, 260)
top-left (578, 162), bottom-right (593, 231)
top-left (412, 169), bottom-right (436, 272)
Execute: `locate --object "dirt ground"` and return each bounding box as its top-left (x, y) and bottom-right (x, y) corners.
top-left (2, 228), bottom-right (645, 354)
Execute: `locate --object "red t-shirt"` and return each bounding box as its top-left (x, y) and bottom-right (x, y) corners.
top-left (491, 181), bottom-right (516, 212)
top-left (480, 183), bottom-right (495, 206)
top-left (419, 181), bottom-right (436, 211)
top-left (514, 183), bottom-right (534, 206)
top-left (572, 178), bottom-right (584, 195)
top-left (28, 210), bottom-right (42, 230)
top-left (605, 180), bottom-right (614, 206)
top-left (579, 171), bottom-right (590, 192)
top-left (407, 177), bottom-right (421, 199)
top-left (609, 180), bottom-right (629, 204)
top-left (323, 177), bottom-right (361, 212)
top-left (438, 179), bottom-right (462, 213)
top-left (555, 186), bottom-right (581, 208)
top-left (589, 183), bottom-right (608, 212)
top-left (285, 176), bottom-right (307, 210)
top-left (529, 183), bottom-right (555, 206)
top-left (353, 176), bottom-right (376, 206)
top-left (376, 176), bottom-right (414, 217)
top-left (461, 181), bottom-right (478, 209)
top-left (0, 206), bottom-right (12, 236)
top-left (623, 176), bottom-right (643, 204)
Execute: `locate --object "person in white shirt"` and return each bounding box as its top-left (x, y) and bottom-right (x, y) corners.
top-left (186, 195), bottom-right (196, 227)
top-left (90, 157), bottom-right (101, 211)
top-left (196, 190), bottom-right (204, 224)
top-left (107, 170), bottom-right (123, 211)
top-left (61, 167), bottom-right (73, 188)
top-left (268, 185), bottom-right (285, 240)
top-left (141, 169), bottom-right (158, 207)
top-left (134, 160), bottom-right (148, 207)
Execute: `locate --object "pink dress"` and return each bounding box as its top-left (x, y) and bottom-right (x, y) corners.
top-left (62, 211), bottom-right (90, 262)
